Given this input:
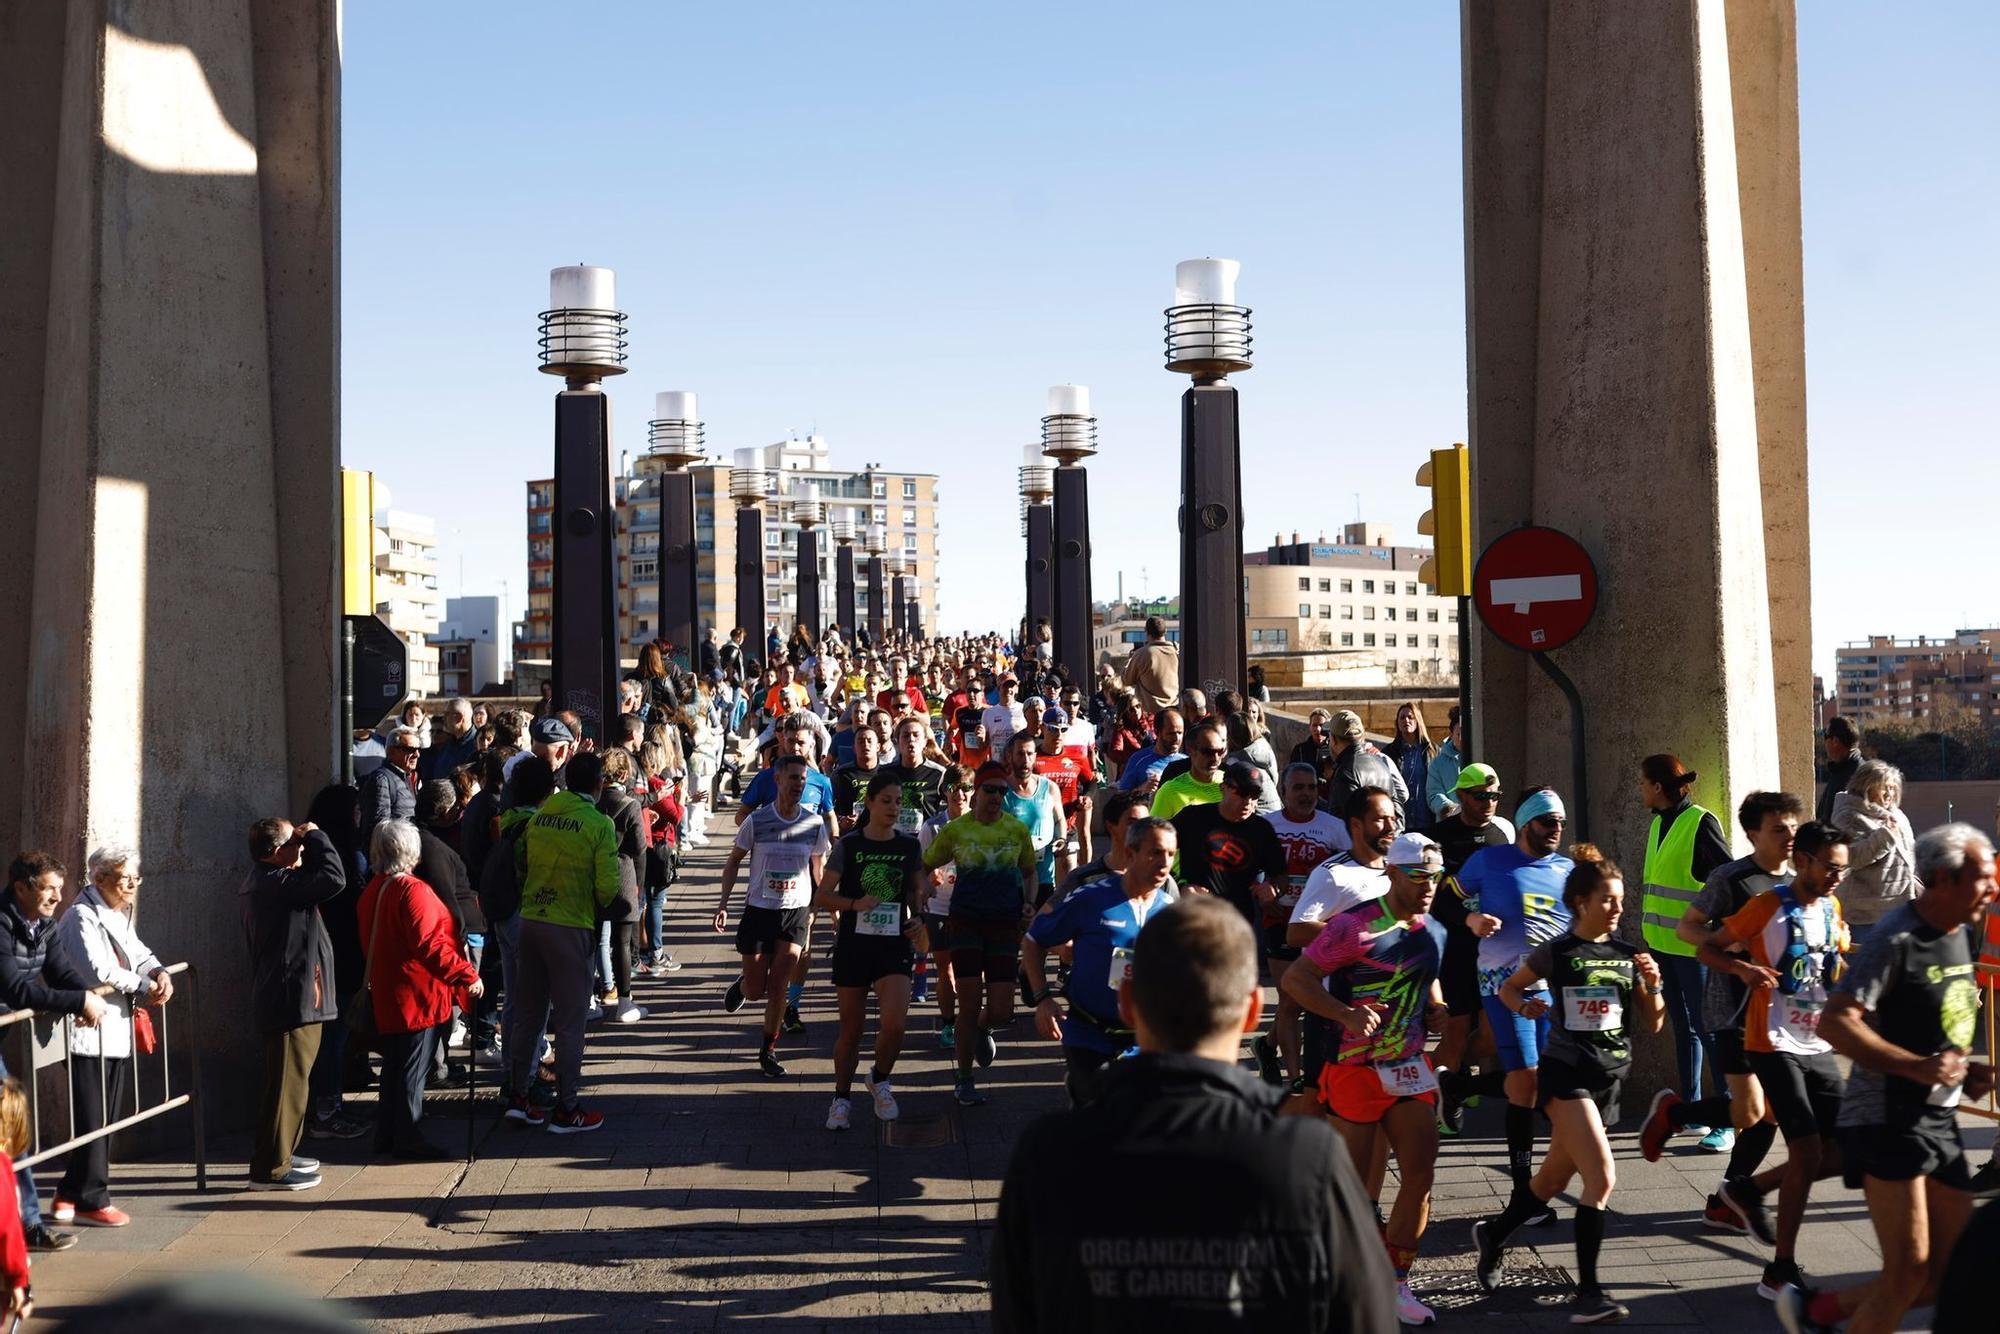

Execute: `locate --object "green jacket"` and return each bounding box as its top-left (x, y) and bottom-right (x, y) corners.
top-left (518, 790), bottom-right (620, 929)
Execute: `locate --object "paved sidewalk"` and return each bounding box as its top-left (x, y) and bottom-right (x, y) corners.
top-left (22, 808), bottom-right (1992, 1329)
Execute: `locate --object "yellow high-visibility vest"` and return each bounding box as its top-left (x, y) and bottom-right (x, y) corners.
top-left (1642, 804), bottom-right (1711, 956)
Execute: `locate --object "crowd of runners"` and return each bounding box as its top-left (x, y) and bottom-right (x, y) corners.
top-left (210, 618), bottom-right (2000, 1331)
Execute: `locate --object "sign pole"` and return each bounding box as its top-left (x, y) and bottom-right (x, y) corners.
top-left (1531, 650), bottom-right (1589, 841)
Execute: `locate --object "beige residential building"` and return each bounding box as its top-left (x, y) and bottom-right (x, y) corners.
top-left (1832, 629), bottom-right (1999, 730)
top-left (375, 507), bottom-right (442, 697)
top-left (1243, 523), bottom-right (1460, 683)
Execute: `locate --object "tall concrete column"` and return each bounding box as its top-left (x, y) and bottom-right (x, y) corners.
top-left (1, 1), bottom-right (342, 1097)
top-left (1462, 0), bottom-right (1807, 1010)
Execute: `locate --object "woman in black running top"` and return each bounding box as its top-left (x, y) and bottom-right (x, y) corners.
top-left (1474, 845), bottom-right (1664, 1325)
top-left (812, 771), bottom-right (929, 1133)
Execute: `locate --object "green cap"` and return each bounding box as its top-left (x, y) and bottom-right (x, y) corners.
top-left (1454, 762), bottom-right (1499, 791)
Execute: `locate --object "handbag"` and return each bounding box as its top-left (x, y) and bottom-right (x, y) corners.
top-left (132, 1005), bottom-right (157, 1055)
top-left (339, 877), bottom-right (394, 1045)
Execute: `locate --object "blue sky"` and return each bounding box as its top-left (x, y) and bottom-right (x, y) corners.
top-left (342, 2), bottom-right (1998, 673)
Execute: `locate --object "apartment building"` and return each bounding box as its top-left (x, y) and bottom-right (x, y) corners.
top-left (375, 508), bottom-right (442, 697)
top-left (431, 595), bottom-right (506, 696)
top-left (1243, 523), bottom-right (1460, 682)
top-left (1832, 629), bottom-right (1999, 730)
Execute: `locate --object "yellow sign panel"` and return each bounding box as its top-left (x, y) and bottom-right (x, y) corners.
top-left (341, 469), bottom-right (377, 616)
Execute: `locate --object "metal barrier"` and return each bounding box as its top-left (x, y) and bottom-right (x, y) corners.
top-left (0, 961), bottom-right (206, 1190)
top-left (1964, 960), bottom-right (2000, 1124)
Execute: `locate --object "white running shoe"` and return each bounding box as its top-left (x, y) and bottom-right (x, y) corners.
top-left (1395, 1280), bottom-right (1437, 1327)
top-left (866, 1071), bottom-right (900, 1122)
top-left (825, 1097), bottom-right (852, 1131)
top-left (616, 1003), bottom-right (648, 1024)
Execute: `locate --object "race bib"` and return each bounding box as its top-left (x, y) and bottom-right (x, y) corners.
top-left (1777, 995), bottom-right (1823, 1041)
top-left (1375, 1056), bottom-right (1439, 1098)
top-left (1279, 875), bottom-right (1305, 909)
top-left (1108, 946), bottom-right (1134, 990)
top-left (857, 903), bottom-right (902, 937)
top-left (895, 804), bottom-right (924, 835)
top-left (1563, 986), bottom-right (1622, 1033)
top-left (764, 869), bottom-right (802, 898)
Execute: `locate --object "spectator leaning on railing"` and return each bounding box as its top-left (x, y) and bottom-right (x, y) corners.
top-left (241, 817), bottom-right (347, 1192)
top-left (50, 845), bottom-right (175, 1229)
top-left (2, 852), bottom-right (106, 1253)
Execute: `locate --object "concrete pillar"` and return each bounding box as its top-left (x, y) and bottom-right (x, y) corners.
top-left (3, 0), bottom-right (341, 1100)
top-left (1462, 0), bottom-right (1808, 1084)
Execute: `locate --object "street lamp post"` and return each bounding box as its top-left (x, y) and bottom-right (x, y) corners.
top-left (1165, 258), bottom-right (1252, 699)
top-left (1042, 384), bottom-right (1096, 688)
top-left (1020, 450), bottom-right (1054, 649)
top-left (889, 553), bottom-right (910, 640)
top-left (832, 515), bottom-right (859, 640)
top-left (905, 575), bottom-right (924, 641)
top-left (538, 264), bottom-right (626, 743)
top-left (864, 524), bottom-right (888, 646)
top-left (730, 467), bottom-right (770, 658)
top-left (791, 483), bottom-right (824, 641)
top-left (648, 390), bottom-right (702, 671)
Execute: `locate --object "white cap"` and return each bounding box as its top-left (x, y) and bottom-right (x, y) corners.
top-left (1386, 831), bottom-right (1442, 867)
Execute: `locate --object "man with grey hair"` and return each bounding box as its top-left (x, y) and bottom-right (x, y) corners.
top-left (422, 699), bottom-right (478, 782)
top-left (1783, 823), bottom-right (1997, 1334)
top-left (360, 726), bottom-right (422, 839)
top-left (994, 895), bottom-right (1393, 1331)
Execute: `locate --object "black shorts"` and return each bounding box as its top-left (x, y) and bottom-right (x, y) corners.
top-left (1262, 921), bottom-right (1300, 965)
top-left (1708, 1027), bottom-right (1754, 1078)
top-left (831, 938), bottom-right (913, 989)
top-left (941, 913), bottom-right (1023, 980)
top-left (736, 904), bottom-right (810, 955)
top-left (1838, 1111), bottom-right (1972, 1191)
top-left (1747, 1048), bottom-right (1843, 1143)
top-left (1440, 924), bottom-right (1482, 1018)
top-left (1534, 1054), bottom-right (1624, 1121)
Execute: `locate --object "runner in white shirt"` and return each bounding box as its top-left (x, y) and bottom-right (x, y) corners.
top-left (1289, 787), bottom-right (1399, 939)
top-left (981, 675), bottom-right (1027, 756)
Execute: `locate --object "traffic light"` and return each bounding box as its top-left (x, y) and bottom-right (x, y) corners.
top-left (1416, 442), bottom-right (1471, 596)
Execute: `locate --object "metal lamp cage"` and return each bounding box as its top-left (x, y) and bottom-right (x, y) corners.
top-left (1163, 303), bottom-right (1253, 376)
top-left (830, 514), bottom-right (859, 543)
top-left (1041, 413), bottom-right (1099, 465)
top-left (729, 467), bottom-right (771, 506)
top-left (537, 307), bottom-right (629, 376)
top-left (647, 418), bottom-right (705, 466)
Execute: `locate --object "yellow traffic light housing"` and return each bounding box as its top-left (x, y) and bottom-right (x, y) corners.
top-left (1416, 442), bottom-right (1471, 596)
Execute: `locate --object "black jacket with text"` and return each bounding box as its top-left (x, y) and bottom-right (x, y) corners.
top-left (991, 1053), bottom-right (1395, 1334)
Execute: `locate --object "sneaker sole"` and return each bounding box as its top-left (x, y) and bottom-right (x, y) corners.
top-left (1755, 1283), bottom-right (1786, 1302)
top-left (1720, 1184), bottom-right (1777, 1247)
top-left (1701, 1214), bottom-right (1749, 1236)
top-left (1471, 1220), bottom-right (1503, 1292)
top-left (1569, 1303), bottom-right (1630, 1325)
top-left (246, 1177), bottom-right (320, 1192)
top-left (545, 1120), bottom-right (603, 1135)
top-left (1639, 1087), bottom-right (1676, 1162)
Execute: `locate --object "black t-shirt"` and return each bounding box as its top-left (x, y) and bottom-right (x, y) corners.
top-left (825, 831), bottom-right (921, 954)
top-left (832, 764), bottom-right (878, 826)
top-left (1524, 933), bottom-right (1642, 1075)
top-left (1170, 805), bottom-right (1288, 918)
top-left (1834, 901), bottom-right (1981, 1126)
top-left (875, 761), bottom-right (947, 836)
top-left (1420, 815), bottom-right (1511, 931)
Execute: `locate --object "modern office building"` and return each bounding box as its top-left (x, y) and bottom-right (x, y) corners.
top-left (432, 595), bottom-right (507, 696)
top-left (374, 507), bottom-right (441, 697)
top-left (522, 435), bottom-right (942, 665)
top-left (1832, 629), bottom-right (1999, 730)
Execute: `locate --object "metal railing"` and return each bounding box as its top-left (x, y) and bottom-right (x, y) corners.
top-left (0, 961), bottom-right (206, 1190)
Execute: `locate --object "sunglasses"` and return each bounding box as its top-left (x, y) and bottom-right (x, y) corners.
top-left (1394, 866), bottom-right (1445, 883)
top-left (951, 786), bottom-right (976, 795)
top-left (1193, 746), bottom-right (1227, 758)
top-left (978, 783), bottom-right (1006, 795)
top-left (1461, 789), bottom-right (1502, 804)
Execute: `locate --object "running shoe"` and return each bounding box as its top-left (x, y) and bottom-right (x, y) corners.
top-left (758, 1047), bottom-right (786, 1079)
top-left (939, 1022), bottom-right (956, 1050)
top-left (723, 978), bottom-right (746, 1013)
top-left (1701, 1193), bottom-right (1748, 1235)
top-left (245, 1169), bottom-right (321, 1193)
top-left (976, 1028), bottom-right (998, 1068)
top-left (825, 1097), bottom-right (852, 1131)
top-left (616, 1002), bottom-right (649, 1024)
top-left (1435, 1069), bottom-right (1465, 1137)
top-left (546, 1104), bottom-right (605, 1135)
top-left (1698, 1125), bottom-right (1735, 1154)
top-left (656, 953), bottom-right (683, 972)
top-left (49, 1199), bottom-right (73, 1223)
top-left (1566, 1289), bottom-right (1630, 1324)
top-left (1471, 1219), bottom-right (1504, 1293)
top-left (24, 1224), bottom-right (77, 1252)
top-left (70, 1204), bottom-right (131, 1228)
top-left (1682, 1122), bottom-right (1712, 1138)
top-left (633, 959), bottom-right (653, 977)
top-left (1773, 1284), bottom-right (1835, 1334)
top-left (1720, 1177), bottom-right (1777, 1247)
top-left (867, 1071), bottom-right (900, 1122)
top-left (505, 1093), bottom-right (546, 1126)
top-left (1395, 1280), bottom-right (1437, 1326)
top-left (912, 970), bottom-right (928, 1004)
top-left (953, 1076), bottom-right (987, 1106)
top-left (1251, 1033), bottom-right (1282, 1085)
top-left (1638, 1087), bottom-right (1681, 1162)
top-left (783, 1004), bottom-right (806, 1035)
top-left (290, 1154), bottom-right (321, 1175)
top-left (305, 1111), bottom-right (369, 1140)
top-left (1757, 1257), bottom-right (1807, 1302)
top-left (1524, 1200), bottom-right (1558, 1228)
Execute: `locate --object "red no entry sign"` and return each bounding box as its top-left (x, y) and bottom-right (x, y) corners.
top-left (1473, 526), bottom-right (1599, 653)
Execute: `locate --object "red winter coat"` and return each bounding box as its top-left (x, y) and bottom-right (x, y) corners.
top-left (356, 873), bottom-right (478, 1035)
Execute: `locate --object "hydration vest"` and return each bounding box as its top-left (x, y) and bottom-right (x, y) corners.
top-left (1772, 883), bottom-right (1844, 996)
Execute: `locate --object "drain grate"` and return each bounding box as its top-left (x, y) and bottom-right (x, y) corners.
top-left (881, 1112), bottom-right (959, 1149)
top-left (1414, 1250), bottom-right (1574, 1313)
